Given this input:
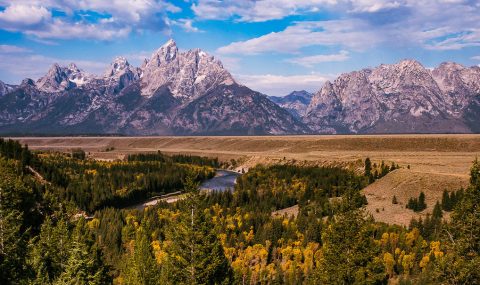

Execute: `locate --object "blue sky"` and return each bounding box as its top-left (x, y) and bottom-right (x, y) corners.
top-left (1, 0), bottom-right (480, 96)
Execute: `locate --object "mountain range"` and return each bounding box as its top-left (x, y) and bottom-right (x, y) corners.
top-left (0, 40), bottom-right (479, 135)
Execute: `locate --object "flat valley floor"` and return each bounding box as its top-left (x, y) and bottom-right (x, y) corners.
top-left (13, 134), bottom-right (480, 225)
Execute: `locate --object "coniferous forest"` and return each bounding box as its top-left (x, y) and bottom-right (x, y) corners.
top-left (1, 138), bottom-right (480, 284)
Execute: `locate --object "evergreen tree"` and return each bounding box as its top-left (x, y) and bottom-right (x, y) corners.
top-left (364, 158), bottom-right (372, 177)
top-left (418, 192), bottom-right (427, 211)
top-left (0, 158), bottom-right (39, 284)
top-left (430, 159), bottom-right (480, 283)
top-left (162, 175), bottom-right (232, 284)
top-left (432, 201), bottom-right (443, 219)
top-left (29, 217), bottom-right (72, 284)
top-left (441, 190), bottom-right (452, 211)
top-left (54, 219), bottom-right (111, 285)
top-left (470, 157), bottom-right (479, 186)
top-left (392, 195), bottom-right (398, 204)
top-left (0, 209), bottom-right (27, 284)
top-left (123, 227), bottom-right (160, 285)
top-left (311, 189), bottom-right (386, 284)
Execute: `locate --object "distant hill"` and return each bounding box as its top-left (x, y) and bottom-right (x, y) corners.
top-left (268, 90), bottom-right (313, 119)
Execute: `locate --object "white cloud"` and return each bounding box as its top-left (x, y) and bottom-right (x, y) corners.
top-left (287, 50), bottom-right (350, 67)
top-left (192, 0), bottom-right (407, 22)
top-left (171, 19), bottom-right (203, 33)
top-left (0, 45), bottom-right (31, 53)
top-left (192, 0), bottom-right (342, 22)
top-left (216, 0), bottom-right (480, 55)
top-left (472, 55), bottom-right (480, 61)
top-left (0, 1), bottom-right (180, 40)
top-left (349, 0), bottom-right (404, 13)
top-left (23, 19), bottom-right (132, 40)
top-left (217, 20), bottom-right (380, 54)
top-left (404, 0), bottom-right (480, 50)
top-left (0, 4), bottom-right (51, 30)
top-left (217, 56), bottom-right (241, 72)
top-left (234, 73), bottom-right (332, 96)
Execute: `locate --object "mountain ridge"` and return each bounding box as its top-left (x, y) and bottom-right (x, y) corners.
top-left (1, 45), bottom-right (479, 135)
top-left (304, 59), bottom-right (480, 134)
top-left (0, 40), bottom-right (308, 135)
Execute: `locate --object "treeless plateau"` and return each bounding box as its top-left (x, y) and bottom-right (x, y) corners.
top-left (11, 135), bottom-right (480, 225)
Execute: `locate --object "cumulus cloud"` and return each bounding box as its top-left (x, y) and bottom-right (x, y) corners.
top-left (192, 0), bottom-right (408, 22)
top-left (234, 73), bottom-right (332, 96)
top-left (287, 51), bottom-right (350, 67)
top-left (216, 0), bottom-right (480, 55)
top-left (0, 1), bottom-right (180, 40)
top-left (217, 20), bottom-right (380, 54)
top-left (349, 0), bottom-right (404, 13)
top-left (0, 4), bottom-right (51, 28)
top-left (170, 19), bottom-right (203, 33)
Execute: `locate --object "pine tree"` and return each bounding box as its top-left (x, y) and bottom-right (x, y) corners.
top-left (418, 192), bottom-right (427, 211)
top-left (430, 160), bottom-right (480, 283)
top-left (312, 189), bottom-right (385, 284)
top-left (162, 175), bottom-right (232, 284)
top-left (470, 157), bottom-right (480, 186)
top-left (0, 159), bottom-right (38, 284)
top-left (123, 227), bottom-right (159, 285)
top-left (29, 217), bottom-right (72, 284)
top-left (392, 195), bottom-right (398, 204)
top-left (364, 158), bottom-right (372, 177)
top-left (441, 190), bottom-right (452, 211)
top-left (432, 201), bottom-right (443, 219)
top-left (54, 219), bottom-right (111, 285)
top-left (0, 209), bottom-right (26, 284)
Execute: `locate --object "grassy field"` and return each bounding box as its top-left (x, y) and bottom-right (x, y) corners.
top-left (12, 135), bottom-right (480, 225)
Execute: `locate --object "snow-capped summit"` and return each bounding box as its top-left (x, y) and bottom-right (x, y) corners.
top-left (67, 63), bottom-right (80, 73)
top-left (35, 62), bottom-right (94, 92)
top-left (148, 39), bottom-right (178, 66)
top-left (0, 80), bottom-right (14, 96)
top-left (104, 56), bottom-right (131, 77)
top-left (140, 39), bottom-right (235, 99)
top-left (103, 56), bottom-right (141, 93)
top-left (36, 63), bottom-right (76, 92)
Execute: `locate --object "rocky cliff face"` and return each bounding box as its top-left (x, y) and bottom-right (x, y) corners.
top-left (1, 46), bottom-right (479, 135)
top-left (0, 80), bottom-right (14, 96)
top-left (0, 40), bottom-right (307, 135)
top-left (305, 60), bottom-right (480, 134)
top-left (268, 90), bottom-right (312, 118)
top-left (140, 39), bottom-right (235, 101)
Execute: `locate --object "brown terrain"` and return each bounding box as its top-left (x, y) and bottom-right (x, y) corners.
top-left (12, 135), bottom-right (480, 225)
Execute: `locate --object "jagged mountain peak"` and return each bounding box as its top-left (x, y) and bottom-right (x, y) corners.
top-left (67, 63), bottom-right (80, 72)
top-left (105, 56), bottom-right (132, 77)
top-left (148, 39), bottom-right (178, 66)
top-left (305, 59), bottom-right (480, 134)
top-left (36, 63), bottom-right (75, 92)
top-left (397, 58), bottom-right (424, 68)
top-left (0, 80), bottom-right (14, 96)
top-left (435, 61), bottom-right (465, 73)
top-left (21, 78), bottom-right (36, 86)
top-left (141, 40), bottom-right (234, 99)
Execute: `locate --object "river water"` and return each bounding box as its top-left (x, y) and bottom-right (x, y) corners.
top-left (200, 169), bottom-right (241, 192)
top-left (128, 169), bottom-right (241, 210)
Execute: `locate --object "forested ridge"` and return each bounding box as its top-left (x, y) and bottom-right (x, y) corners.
top-left (1, 138), bottom-right (480, 284)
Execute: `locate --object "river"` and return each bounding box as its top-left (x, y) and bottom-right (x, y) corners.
top-left (128, 169), bottom-right (241, 210)
top-left (200, 169), bottom-right (241, 192)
